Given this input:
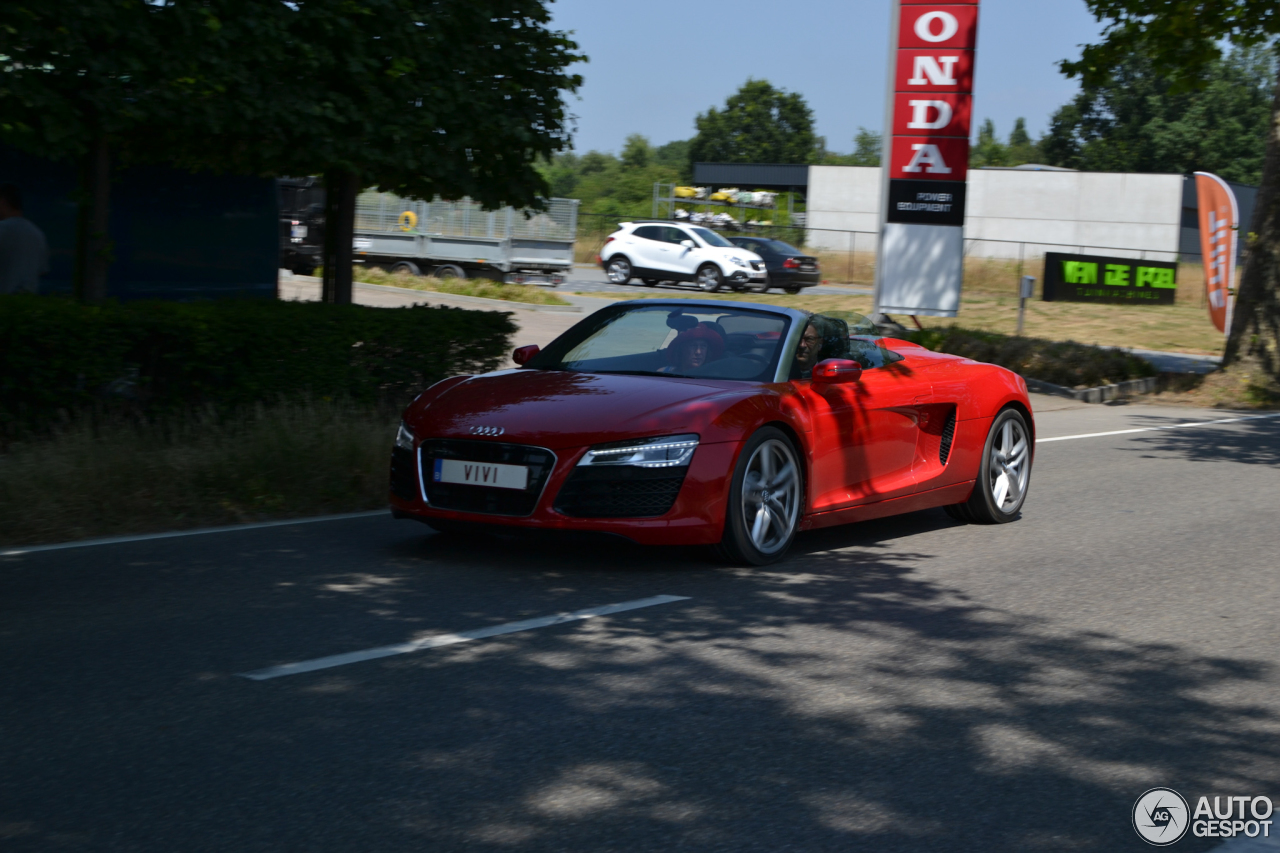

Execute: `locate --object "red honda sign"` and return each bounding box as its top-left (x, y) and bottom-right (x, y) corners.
top-left (886, 3), bottom-right (979, 185)
top-left (874, 0), bottom-right (980, 319)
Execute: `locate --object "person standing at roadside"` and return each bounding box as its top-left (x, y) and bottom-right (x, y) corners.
top-left (0, 184), bottom-right (50, 294)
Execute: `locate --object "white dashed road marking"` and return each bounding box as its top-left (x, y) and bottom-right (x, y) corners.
top-left (1037, 411), bottom-right (1280, 444)
top-left (239, 594), bottom-right (691, 680)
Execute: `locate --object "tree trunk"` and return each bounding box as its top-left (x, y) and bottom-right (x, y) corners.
top-left (322, 168), bottom-right (359, 305)
top-left (1223, 68), bottom-right (1280, 376)
top-left (74, 137), bottom-right (112, 303)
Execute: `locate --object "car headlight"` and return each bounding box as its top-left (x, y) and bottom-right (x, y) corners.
top-left (395, 422), bottom-right (416, 450)
top-left (578, 434), bottom-right (699, 468)
top-left (729, 256), bottom-right (747, 268)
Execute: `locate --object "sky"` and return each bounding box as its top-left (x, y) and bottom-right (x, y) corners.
top-left (547, 0), bottom-right (1107, 156)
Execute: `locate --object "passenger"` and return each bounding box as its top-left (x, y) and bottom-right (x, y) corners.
top-left (662, 324), bottom-right (724, 373)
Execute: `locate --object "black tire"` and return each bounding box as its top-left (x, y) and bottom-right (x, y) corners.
top-left (945, 408), bottom-right (1032, 524)
top-left (642, 278), bottom-right (659, 287)
top-left (389, 261), bottom-right (421, 276)
top-left (606, 256), bottom-right (633, 285)
top-left (784, 285), bottom-right (802, 294)
top-left (434, 264), bottom-right (466, 280)
top-left (715, 427), bottom-right (804, 565)
top-left (696, 264), bottom-right (724, 293)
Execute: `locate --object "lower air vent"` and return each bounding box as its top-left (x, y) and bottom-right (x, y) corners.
top-left (554, 466), bottom-right (687, 518)
top-left (939, 410), bottom-right (957, 465)
top-left (390, 446), bottom-right (418, 501)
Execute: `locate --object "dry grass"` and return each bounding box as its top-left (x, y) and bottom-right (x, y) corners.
top-left (353, 266), bottom-right (571, 306)
top-left (0, 401), bottom-right (399, 548)
top-left (573, 257), bottom-right (1228, 356)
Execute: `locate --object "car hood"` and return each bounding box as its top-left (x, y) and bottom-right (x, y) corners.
top-left (406, 369), bottom-right (762, 449)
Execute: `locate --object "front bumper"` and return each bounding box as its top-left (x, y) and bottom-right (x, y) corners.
top-left (389, 439), bottom-right (738, 545)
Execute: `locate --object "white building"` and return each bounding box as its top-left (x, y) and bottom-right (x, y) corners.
top-left (805, 165), bottom-right (1185, 262)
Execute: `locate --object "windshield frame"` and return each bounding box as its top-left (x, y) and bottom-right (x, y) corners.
top-left (523, 301), bottom-right (798, 383)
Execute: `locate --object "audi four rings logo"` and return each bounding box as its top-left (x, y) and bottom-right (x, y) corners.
top-left (469, 425), bottom-right (505, 436)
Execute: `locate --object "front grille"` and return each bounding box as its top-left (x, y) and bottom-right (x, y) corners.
top-left (421, 440), bottom-right (555, 516)
top-left (939, 411), bottom-right (957, 465)
top-left (390, 446), bottom-right (418, 501)
top-left (554, 466), bottom-right (688, 518)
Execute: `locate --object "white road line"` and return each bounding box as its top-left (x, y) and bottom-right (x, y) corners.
top-left (238, 594), bottom-right (691, 681)
top-left (0, 511), bottom-right (389, 557)
top-left (1037, 411), bottom-right (1280, 444)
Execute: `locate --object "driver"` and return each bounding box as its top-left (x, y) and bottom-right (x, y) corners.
top-left (662, 323), bottom-right (724, 373)
top-left (792, 321), bottom-right (823, 377)
top-left (792, 314), bottom-right (851, 378)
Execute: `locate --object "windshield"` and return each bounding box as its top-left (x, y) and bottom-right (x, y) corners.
top-left (767, 240), bottom-right (803, 255)
top-left (526, 304), bottom-right (792, 381)
top-left (690, 227), bottom-right (734, 248)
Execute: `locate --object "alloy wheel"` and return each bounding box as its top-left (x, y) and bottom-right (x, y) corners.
top-left (740, 438), bottom-right (801, 555)
top-left (988, 416), bottom-right (1030, 512)
top-left (697, 265), bottom-right (723, 292)
top-left (607, 258), bottom-right (631, 284)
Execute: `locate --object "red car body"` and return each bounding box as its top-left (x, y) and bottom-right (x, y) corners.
top-left (389, 301), bottom-right (1033, 545)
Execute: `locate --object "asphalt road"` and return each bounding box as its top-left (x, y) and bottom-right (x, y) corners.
top-left (3, 399), bottom-right (1280, 852)
top-left (562, 264), bottom-right (873, 297)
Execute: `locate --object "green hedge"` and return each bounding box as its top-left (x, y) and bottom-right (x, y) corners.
top-left (0, 295), bottom-right (515, 432)
top-left (909, 326), bottom-right (1157, 388)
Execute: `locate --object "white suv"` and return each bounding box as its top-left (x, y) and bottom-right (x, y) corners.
top-left (599, 222), bottom-right (768, 291)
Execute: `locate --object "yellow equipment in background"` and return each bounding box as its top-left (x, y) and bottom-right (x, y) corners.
top-left (398, 210), bottom-right (418, 231)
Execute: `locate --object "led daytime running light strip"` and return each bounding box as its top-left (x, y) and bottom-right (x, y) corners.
top-left (590, 439), bottom-right (698, 457)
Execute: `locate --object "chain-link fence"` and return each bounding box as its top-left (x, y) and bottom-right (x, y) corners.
top-left (575, 210), bottom-right (1209, 301)
top-left (356, 193), bottom-right (578, 241)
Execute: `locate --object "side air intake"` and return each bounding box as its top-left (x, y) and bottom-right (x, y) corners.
top-left (939, 410), bottom-right (957, 466)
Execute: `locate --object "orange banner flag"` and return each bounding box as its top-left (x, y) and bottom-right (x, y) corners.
top-left (1194, 172), bottom-right (1238, 335)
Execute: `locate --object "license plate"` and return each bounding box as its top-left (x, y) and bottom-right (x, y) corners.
top-left (291, 225), bottom-right (307, 239)
top-left (800, 264), bottom-right (815, 271)
top-left (433, 458), bottom-right (528, 490)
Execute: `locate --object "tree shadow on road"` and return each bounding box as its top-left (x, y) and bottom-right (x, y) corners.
top-left (1123, 414), bottom-right (1280, 468)
top-left (259, 525), bottom-right (1279, 852)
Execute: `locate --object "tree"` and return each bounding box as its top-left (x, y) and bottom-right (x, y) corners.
top-left (1007, 118), bottom-right (1039, 165)
top-left (0, 0), bottom-right (582, 304)
top-left (689, 79), bottom-right (818, 168)
top-left (818, 128), bottom-right (882, 167)
top-left (970, 119), bottom-right (1009, 168)
top-left (1064, 2), bottom-right (1280, 385)
top-left (621, 134), bottom-right (652, 170)
top-left (1042, 45), bottom-right (1273, 182)
top-left (968, 118), bottom-right (1040, 169)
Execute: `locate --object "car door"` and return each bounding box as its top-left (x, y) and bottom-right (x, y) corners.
top-left (794, 340), bottom-right (931, 511)
top-left (629, 226), bottom-right (671, 275)
top-left (662, 226), bottom-right (701, 278)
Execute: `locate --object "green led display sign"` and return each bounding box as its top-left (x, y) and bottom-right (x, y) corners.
top-left (1042, 252), bottom-right (1177, 305)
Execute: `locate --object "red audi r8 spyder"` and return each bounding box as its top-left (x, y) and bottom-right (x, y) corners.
top-left (390, 300), bottom-right (1034, 564)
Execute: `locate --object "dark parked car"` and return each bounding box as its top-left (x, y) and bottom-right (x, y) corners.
top-left (728, 237), bottom-right (820, 293)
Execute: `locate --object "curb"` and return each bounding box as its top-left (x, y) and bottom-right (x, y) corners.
top-left (352, 281), bottom-right (582, 313)
top-left (281, 274), bottom-right (582, 313)
top-left (1023, 376), bottom-right (1159, 404)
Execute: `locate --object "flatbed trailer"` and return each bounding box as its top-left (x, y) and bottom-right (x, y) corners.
top-left (353, 193), bottom-right (578, 285)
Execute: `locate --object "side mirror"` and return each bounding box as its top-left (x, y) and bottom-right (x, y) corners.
top-left (812, 358), bottom-right (862, 383)
top-left (512, 344), bottom-right (540, 366)
top-left (680, 239), bottom-right (696, 249)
